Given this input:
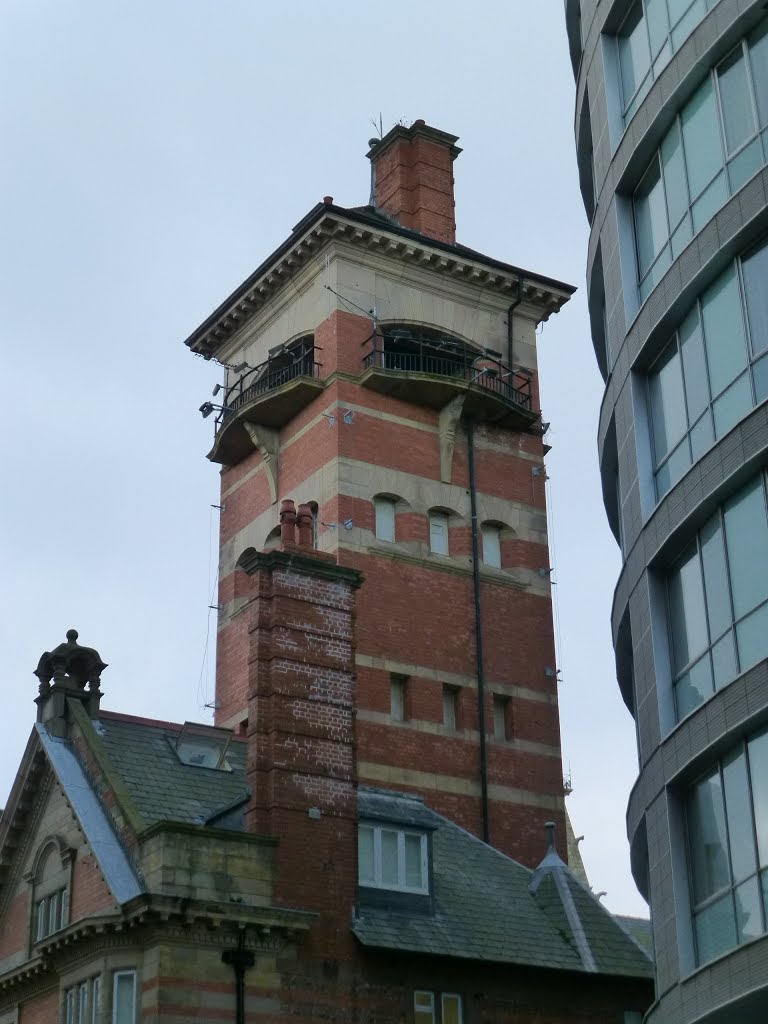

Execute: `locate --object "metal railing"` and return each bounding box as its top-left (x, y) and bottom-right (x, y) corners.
top-left (363, 346), bottom-right (533, 410)
top-left (215, 358), bottom-right (322, 431)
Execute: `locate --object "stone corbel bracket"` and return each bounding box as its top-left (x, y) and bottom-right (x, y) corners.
top-left (438, 395), bottom-right (466, 484)
top-left (244, 424), bottom-right (279, 503)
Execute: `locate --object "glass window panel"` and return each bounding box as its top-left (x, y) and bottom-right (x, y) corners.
top-left (390, 677), bottom-right (405, 722)
top-left (735, 877), bottom-right (763, 941)
top-left (750, 21), bottom-right (768, 128)
top-left (443, 686), bottom-right (458, 731)
top-left (669, 545), bottom-right (709, 671)
top-left (671, 214), bottom-right (693, 259)
top-left (718, 46), bottom-right (756, 155)
top-left (702, 265), bottom-right (748, 397)
top-left (724, 479), bottom-right (768, 619)
top-left (646, 0), bottom-right (670, 58)
top-left (712, 632), bottom-right (737, 690)
top-left (380, 830), bottom-right (398, 886)
top-left (374, 498), bottom-right (395, 542)
top-left (619, 1), bottom-right (652, 113)
top-left (481, 525), bottom-right (501, 568)
top-left (358, 826), bottom-right (374, 884)
top-left (695, 894), bottom-right (737, 963)
top-left (749, 730), bottom-right (768, 866)
top-left (691, 171), bottom-right (728, 232)
top-left (761, 869), bottom-right (768, 927)
top-left (682, 79), bottom-right (724, 199)
top-left (689, 769), bottom-right (731, 902)
top-left (415, 992), bottom-right (435, 1023)
top-left (92, 977), bottom-right (101, 1024)
top-left (753, 353), bottom-right (768, 404)
top-left (700, 516), bottom-right (731, 639)
top-left (744, 243), bottom-right (768, 357)
top-left (713, 372), bottom-right (753, 437)
top-left (79, 983), bottom-right (88, 1021)
top-left (650, 343), bottom-right (688, 461)
top-left (429, 513), bottom-right (449, 555)
top-left (65, 990), bottom-right (75, 1024)
top-left (113, 972), bottom-right (136, 1024)
top-left (661, 122), bottom-right (690, 228)
top-left (671, 0), bottom-right (706, 49)
top-left (653, 39), bottom-right (673, 76)
top-left (404, 834), bottom-right (423, 889)
top-left (680, 306), bottom-right (709, 418)
top-left (723, 748), bottom-right (757, 882)
top-left (736, 601), bottom-right (768, 673)
top-left (668, 0), bottom-right (703, 29)
top-left (690, 412), bottom-right (715, 460)
top-left (675, 655), bottom-right (713, 718)
top-left (728, 138), bottom-right (762, 192)
top-left (442, 995), bottom-right (463, 1024)
top-left (635, 157), bottom-right (668, 275)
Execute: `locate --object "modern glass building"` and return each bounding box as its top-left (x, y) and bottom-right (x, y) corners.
top-left (566, 1), bottom-right (768, 1020)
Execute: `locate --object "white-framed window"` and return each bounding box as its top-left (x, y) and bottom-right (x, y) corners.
top-left (429, 511), bottom-right (449, 555)
top-left (112, 970), bottom-right (136, 1024)
top-left (63, 976), bottom-right (100, 1024)
top-left (374, 497), bottom-right (396, 542)
top-left (36, 886), bottom-right (67, 941)
top-left (414, 991), bottom-right (463, 1024)
top-left (481, 523), bottom-right (501, 568)
top-left (358, 824), bottom-right (429, 893)
top-left (442, 685), bottom-right (459, 732)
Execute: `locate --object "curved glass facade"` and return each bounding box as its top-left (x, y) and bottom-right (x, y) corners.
top-left (667, 474), bottom-right (768, 719)
top-left (687, 725), bottom-right (768, 963)
top-left (634, 19), bottom-right (768, 301)
top-left (648, 239), bottom-right (768, 498)
top-left (617, 0), bottom-right (717, 124)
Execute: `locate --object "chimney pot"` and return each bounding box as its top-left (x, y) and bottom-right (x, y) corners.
top-left (323, 195), bottom-right (333, 205)
top-left (279, 499), bottom-right (297, 546)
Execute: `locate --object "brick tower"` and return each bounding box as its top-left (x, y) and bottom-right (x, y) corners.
top-left (186, 120), bottom-right (575, 867)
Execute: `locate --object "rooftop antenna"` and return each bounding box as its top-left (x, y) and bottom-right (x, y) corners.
top-left (368, 113), bottom-right (383, 208)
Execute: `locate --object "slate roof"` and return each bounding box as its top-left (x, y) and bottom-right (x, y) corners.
top-left (616, 915), bottom-right (654, 958)
top-left (354, 788), bottom-right (653, 979)
top-left (96, 713), bottom-right (249, 828)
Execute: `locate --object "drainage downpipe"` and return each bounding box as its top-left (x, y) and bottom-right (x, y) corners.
top-left (507, 276), bottom-right (524, 371)
top-left (466, 418), bottom-right (490, 844)
top-left (222, 931), bottom-right (255, 1024)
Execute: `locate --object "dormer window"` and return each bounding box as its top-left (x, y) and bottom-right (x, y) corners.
top-left (174, 722), bottom-right (232, 770)
top-left (358, 824), bottom-right (429, 893)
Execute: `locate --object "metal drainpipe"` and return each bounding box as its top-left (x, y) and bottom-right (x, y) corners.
top-left (466, 419), bottom-right (490, 844)
top-left (507, 276), bottom-right (524, 371)
top-left (221, 931), bottom-right (255, 1024)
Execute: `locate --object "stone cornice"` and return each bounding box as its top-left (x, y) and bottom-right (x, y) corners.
top-left (237, 547), bottom-right (365, 589)
top-left (185, 208), bottom-right (574, 358)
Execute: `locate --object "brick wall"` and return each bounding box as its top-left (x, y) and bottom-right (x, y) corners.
top-left (70, 848), bottom-right (116, 921)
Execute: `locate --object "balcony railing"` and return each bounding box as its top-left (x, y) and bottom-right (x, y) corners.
top-left (215, 359), bottom-right (323, 431)
top-left (362, 346), bottom-right (533, 411)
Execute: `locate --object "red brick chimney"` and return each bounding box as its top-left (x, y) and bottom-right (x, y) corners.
top-left (367, 120), bottom-right (462, 245)
top-left (238, 499), bottom-right (364, 962)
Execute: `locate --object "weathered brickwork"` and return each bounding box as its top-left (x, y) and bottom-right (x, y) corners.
top-left (70, 849), bottom-right (115, 921)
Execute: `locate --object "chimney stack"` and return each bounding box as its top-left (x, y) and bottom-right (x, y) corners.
top-left (367, 120), bottom-right (462, 245)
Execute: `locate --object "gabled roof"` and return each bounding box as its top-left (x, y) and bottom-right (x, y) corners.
top-left (354, 788), bottom-right (653, 979)
top-left (183, 201), bottom-right (576, 358)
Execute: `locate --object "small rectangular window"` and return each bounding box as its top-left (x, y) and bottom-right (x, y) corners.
top-left (442, 686), bottom-right (459, 731)
top-left (79, 982), bottom-right (89, 1022)
top-left (429, 512), bottom-right (449, 555)
top-left (441, 994), bottom-right (463, 1024)
top-left (493, 695), bottom-right (509, 741)
top-left (374, 497), bottom-right (396, 542)
top-left (481, 524), bottom-right (501, 567)
top-left (92, 977), bottom-right (101, 1024)
top-left (391, 675), bottom-right (407, 722)
top-left (113, 971), bottom-right (136, 1024)
top-left (414, 991), bottom-right (435, 1023)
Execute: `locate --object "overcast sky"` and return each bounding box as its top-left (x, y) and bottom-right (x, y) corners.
top-left (0, 2), bottom-right (645, 916)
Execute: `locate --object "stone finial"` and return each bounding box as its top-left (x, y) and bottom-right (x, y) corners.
top-left (296, 503), bottom-right (314, 548)
top-left (34, 629), bottom-right (107, 697)
top-left (279, 499), bottom-right (297, 546)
